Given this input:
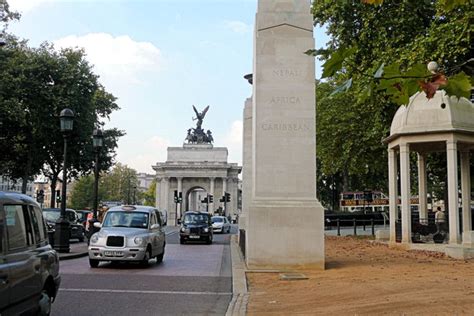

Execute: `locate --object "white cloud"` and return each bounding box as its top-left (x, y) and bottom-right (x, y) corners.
top-left (123, 136), bottom-right (171, 174)
top-left (221, 120), bottom-right (242, 165)
top-left (54, 33), bottom-right (162, 91)
top-left (225, 20), bottom-right (251, 34)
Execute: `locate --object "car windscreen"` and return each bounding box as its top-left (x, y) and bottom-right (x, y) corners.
top-left (184, 214), bottom-right (209, 225)
top-left (43, 211), bottom-right (60, 222)
top-left (102, 211), bottom-right (149, 229)
top-left (211, 217), bottom-right (223, 223)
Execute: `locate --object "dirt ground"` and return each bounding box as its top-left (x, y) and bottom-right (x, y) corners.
top-left (247, 236), bottom-right (474, 315)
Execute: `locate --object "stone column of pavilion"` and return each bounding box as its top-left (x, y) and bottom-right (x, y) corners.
top-left (417, 153), bottom-right (428, 222)
top-left (245, 0), bottom-right (325, 269)
top-left (460, 149), bottom-right (472, 241)
top-left (388, 148), bottom-right (398, 243)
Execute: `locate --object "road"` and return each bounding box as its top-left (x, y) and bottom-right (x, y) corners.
top-left (52, 226), bottom-right (237, 316)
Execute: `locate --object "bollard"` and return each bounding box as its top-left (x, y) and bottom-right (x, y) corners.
top-left (363, 219), bottom-right (366, 231)
top-left (353, 218), bottom-right (357, 236)
top-left (371, 218), bottom-right (375, 236)
top-left (337, 218), bottom-right (340, 236)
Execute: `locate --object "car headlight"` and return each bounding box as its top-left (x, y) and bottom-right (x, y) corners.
top-left (90, 234), bottom-right (99, 244)
top-left (134, 237), bottom-right (144, 245)
top-left (180, 227), bottom-right (186, 232)
top-left (203, 227), bottom-right (209, 233)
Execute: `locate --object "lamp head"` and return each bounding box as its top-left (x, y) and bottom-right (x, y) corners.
top-left (93, 128), bottom-right (104, 148)
top-left (59, 108), bottom-right (75, 133)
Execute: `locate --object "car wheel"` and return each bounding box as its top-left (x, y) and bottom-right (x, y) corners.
top-left (38, 289), bottom-right (52, 316)
top-left (89, 259), bottom-right (100, 268)
top-left (156, 245), bottom-right (165, 264)
top-left (141, 249), bottom-right (151, 266)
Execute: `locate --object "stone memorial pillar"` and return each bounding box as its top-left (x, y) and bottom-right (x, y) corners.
top-left (240, 97), bottom-right (253, 232)
top-left (246, 0), bottom-right (324, 269)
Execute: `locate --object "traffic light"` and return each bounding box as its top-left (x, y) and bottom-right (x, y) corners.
top-left (201, 197), bottom-right (208, 204)
top-left (208, 195), bottom-right (213, 203)
top-left (178, 192), bottom-right (183, 203)
top-left (225, 192), bottom-right (231, 202)
top-left (174, 190), bottom-right (178, 203)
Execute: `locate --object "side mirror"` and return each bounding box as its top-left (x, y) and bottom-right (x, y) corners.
top-left (150, 223), bottom-right (160, 230)
top-left (93, 222), bottom-right (102, 228)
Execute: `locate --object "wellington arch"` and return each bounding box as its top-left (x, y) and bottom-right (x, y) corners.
top-left (152, 107), bottom-right (241, 226)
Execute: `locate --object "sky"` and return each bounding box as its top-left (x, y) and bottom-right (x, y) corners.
top-left (8, 0), bottom-right (328, 174)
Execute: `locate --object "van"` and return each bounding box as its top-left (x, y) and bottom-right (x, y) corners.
top-left (0, 192), bottom-right (61, 315)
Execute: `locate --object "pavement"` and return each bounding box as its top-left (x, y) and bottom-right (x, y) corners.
top-left (225, 235), bottom-right (249, 316)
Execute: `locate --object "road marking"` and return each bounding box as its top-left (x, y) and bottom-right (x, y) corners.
top-left (60, 288), bottom-right (232, 296)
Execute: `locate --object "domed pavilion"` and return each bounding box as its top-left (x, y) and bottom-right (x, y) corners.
top-left (383, 90), bottom-right (474, 259)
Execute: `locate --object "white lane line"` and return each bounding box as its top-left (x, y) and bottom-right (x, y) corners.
top-left (60, 288), bottom-right (232, 296)
top-left (165, 230), bottom-right (178, 236)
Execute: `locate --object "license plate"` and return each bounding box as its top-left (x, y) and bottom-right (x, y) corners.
top-left (104, 251), bottom-right (123, 257)
top-left (189, 235), bottom-right (200, 239)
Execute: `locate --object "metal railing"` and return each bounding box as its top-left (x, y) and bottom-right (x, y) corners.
top-left (326, 218), bottom-right (379, 237)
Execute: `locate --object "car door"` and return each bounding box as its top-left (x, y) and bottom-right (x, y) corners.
top-left (0, 206), bottom-right (11, 310)
top-left (4, 204), bottom-right (42, 306)
top-left (156, 211), bottom-right (165, 248)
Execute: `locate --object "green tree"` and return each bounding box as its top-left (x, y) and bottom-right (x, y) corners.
top-left (100, 164), bottom-right (140, 205)
top-left (1, 0), bottom-right (20, 35)
top-left (0, 40), bottom-right (124, 199)
top-left (70, 164), bottom-right (142, 209)
top-left (69, 174), bottom-right (96, 210)
top-left (311, 0), bottom-right (472, 201)
top-left (143, 180), bottom-right (156, 207)
top-left (309, 0), bottom-right (473, 104)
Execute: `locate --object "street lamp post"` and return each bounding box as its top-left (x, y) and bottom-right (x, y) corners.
top-left (54, 108), bottom-right (74, 253)
top-left (88, 128), bottom-right (103, 239)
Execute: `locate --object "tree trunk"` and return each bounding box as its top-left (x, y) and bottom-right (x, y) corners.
top-left (50, 175), bottom-right (58, 208)
top-left (21, 148), bottom-right (34, 194)
top-left (343, 171), bottom-right (349, 192)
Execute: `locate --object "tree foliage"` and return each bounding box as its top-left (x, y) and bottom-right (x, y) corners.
top-left (0, 39), bottom-right (124, 200)
top-left (0, 0), bottom-right (20, 35)
top-left (311, 0), bottom-right (473, 208)
top-left (309, 0), bottom-right (473, 105)
top-left (143, 180), bottom-right (156, 207)
top-left (69, 164), bottom-right (142, 209)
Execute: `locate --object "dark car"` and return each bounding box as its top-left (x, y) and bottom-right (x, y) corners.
top-left (0, 192), bottom-right (61, 315)
top-left (43, 208), bottom-right (85, 242)
top-left (179, 211), bottom-right (213, 244)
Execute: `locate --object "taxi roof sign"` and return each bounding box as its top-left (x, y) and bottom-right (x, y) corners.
top-left (121, 206), bottom-right (137, 211)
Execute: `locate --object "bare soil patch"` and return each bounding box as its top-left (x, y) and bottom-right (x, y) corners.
top-left (247, 236), bottom-right (474, 315)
